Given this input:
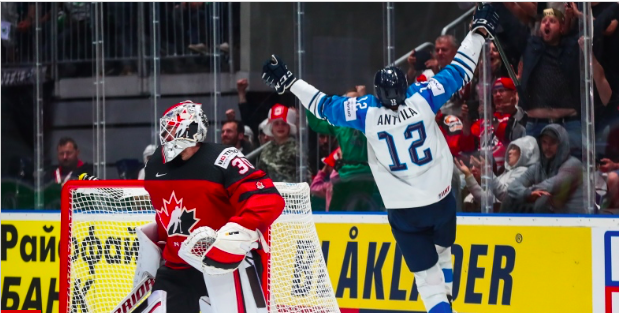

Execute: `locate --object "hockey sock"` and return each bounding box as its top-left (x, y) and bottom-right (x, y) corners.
top-left (413, 262), bottom-right (451, 313)
top-left (436, 245), bottom-right (453, 297)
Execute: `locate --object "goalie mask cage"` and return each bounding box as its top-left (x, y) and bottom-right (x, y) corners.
top-left (59, 180), bottom-right (340, 313)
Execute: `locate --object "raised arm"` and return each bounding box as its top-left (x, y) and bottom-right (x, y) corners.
top-left (261, 54), bottom-right (372, 132)
top-left (406, 5), bottom-right (499, 114)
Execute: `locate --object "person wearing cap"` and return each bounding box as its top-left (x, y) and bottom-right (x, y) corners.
top-left (257, 118), bottom-right (271, 146)
top-left (518, 7), bottom-right (586, 159)
top-left (492, 77), bottom-right (527, 144)
top-left (504, 124), bottom-right (585, 214)
top-left (256, 104), bottom-right (308, 183)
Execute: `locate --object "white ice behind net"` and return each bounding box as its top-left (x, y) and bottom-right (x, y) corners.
top-left (66, 183), bottom-right (340, 313)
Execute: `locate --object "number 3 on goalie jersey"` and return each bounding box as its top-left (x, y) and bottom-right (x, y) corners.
top-left (378, 121), bottom-right (432, 171)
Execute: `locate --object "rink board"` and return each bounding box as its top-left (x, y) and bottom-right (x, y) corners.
top-left (1, 212), bottom-right (618, 313)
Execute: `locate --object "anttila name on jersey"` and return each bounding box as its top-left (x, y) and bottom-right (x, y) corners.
top-left (377, 107), bottom-right (419, 126)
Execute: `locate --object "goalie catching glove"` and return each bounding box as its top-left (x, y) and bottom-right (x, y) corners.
top-left (262, 54), bottom-right (297, 95)
top-left (178, 222), bottom-right (268, 275)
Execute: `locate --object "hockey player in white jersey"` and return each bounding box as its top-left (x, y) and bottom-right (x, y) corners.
top-left (262, 5), bottom-right (499, 313)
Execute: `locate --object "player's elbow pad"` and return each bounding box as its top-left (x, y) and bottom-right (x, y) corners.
top-left (133, 222), bottom-right (162, 287)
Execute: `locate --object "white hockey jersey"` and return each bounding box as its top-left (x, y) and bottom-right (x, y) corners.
top-left (292, 32), bottom-right (485, 209)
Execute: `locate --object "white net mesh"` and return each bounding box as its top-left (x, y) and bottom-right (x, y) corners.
top-left (267, 183), bottom-right (340, 313)
top-left (64, 182), bottom-right (340, 313)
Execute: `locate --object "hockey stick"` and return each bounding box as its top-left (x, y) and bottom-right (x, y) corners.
top-left (476, 3), bottom-right (520, 88)
top-left (110, 275), bottom-right (155, 313)
top-left (491, 33), bottom-right (520, 87)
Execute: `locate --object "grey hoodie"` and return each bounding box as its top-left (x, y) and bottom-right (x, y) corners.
top-left (507, 124), bottom-right (585, 214)
top-left (465, 136), bottom-right (540, 203)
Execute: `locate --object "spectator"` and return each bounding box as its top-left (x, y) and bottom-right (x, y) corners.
top-left (492, 77), bottom-right (527, 144)
top-left (221, 120), bottom-right (253, 154)
top-left (44, 137), bottom-right (94, 185)
top-left (138, 144), bottom-right (157, 180)
top-left (455, 136), bottom-right (540, 208)
top-left (106, 2), bottom-right (138, 75)
top-left (225, 108), bottom-right (236, 121)
top-left (310, 148), bottom-right (341, 212)
top-left (468, 77), bottom-right (524, 170)
top-left (58, 3), bottom-right (92, 61)
top-left (256, 104), bottom-right (307, 183)
top-left (318, 133), bottom-right (337, 160)
top-left (243, 125), bottom-right (255, 149)
top-left (503, 124), bottom-right (585, 214)
top-left (405, 49), bottom-right (435, 84)
top-left (600, 157), bottom-right (619, 212)
top-left (236, 79), bottom-right (272, 145)
top-left (14, 3), bottom-right (53, 63)
top-left (599, 125), bottom-right (619, 212)
top-left (518, 8), bottom-right (583, 158)
top-left (427, 35), bottom-right (458, 75)
top-left (305, 86), bottom-right (384, 212)
top-left (257, 118), bottom-right (271, 146)
top-left (490, 3), bottom-right (530, 71)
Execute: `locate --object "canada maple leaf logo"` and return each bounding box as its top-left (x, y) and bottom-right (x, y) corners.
top-left (159, 191), bottom-right (200, 237)
top-left (159, 191), bottom-right (182, 216)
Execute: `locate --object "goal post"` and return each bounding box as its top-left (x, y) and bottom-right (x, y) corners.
top-left (59, 180), bottom-right (340, 313)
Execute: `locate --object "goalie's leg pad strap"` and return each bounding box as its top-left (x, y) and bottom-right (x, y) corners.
top-left (202, 252), bottom-right (267, 313)
top-left (140, 290), bottom-right (166, 313)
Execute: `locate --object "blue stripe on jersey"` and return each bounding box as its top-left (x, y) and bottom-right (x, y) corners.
top-left (453, 57), bottom-right (473, 76)
top-left (457, 50), bottom-right (477, 65)
top-left (307, 91), bottom-right (321, 113)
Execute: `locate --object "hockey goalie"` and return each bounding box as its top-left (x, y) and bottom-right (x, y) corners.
top-left (128, 100), bottom-right (285, 313)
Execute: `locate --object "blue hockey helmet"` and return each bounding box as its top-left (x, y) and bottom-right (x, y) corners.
top-left (374, 66), bottom-right (408, 108)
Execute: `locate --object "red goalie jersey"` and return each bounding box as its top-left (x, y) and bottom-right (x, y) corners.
top-left (143, 144), bottom-right (285, 269)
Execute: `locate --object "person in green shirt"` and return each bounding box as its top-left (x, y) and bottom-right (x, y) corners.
top-left (306, 86), bottom-right (384, 211)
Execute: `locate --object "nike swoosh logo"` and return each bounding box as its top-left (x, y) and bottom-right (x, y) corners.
top-left (156, 173), bottom-right (167, 177)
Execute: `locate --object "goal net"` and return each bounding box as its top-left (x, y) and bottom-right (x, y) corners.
top-left (59, 180), bottom-right (340, 313)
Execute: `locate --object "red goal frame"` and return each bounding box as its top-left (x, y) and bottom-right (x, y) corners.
top-left (58, 179), bottom-right (272, 313)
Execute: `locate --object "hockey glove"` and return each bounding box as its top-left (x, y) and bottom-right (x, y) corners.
top-left (471, 4), bottom-right (499, 40)
top-left (203, 222), bottom-right (266, 275)
top-left (262, 54), bottom-right (297, 95)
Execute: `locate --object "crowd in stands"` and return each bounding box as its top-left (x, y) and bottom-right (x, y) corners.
top-left (404, 2), bottom-right (619, 214)
top-left (2, 2), bottom-right (618, 214)
top-left (1, 2), bottom-right (233, 76)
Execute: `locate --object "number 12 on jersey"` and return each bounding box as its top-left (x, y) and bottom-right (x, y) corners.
top-left (378, 121), bottom-right (433, 171)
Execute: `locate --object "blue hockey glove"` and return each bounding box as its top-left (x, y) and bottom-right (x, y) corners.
top-left (262, 55), bottom-right (297, 95)
top-left (471, 4), bottom-right (499, 40)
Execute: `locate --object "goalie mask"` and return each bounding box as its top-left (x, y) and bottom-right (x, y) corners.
top-left (160, 100), bottom-right (209, 163)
